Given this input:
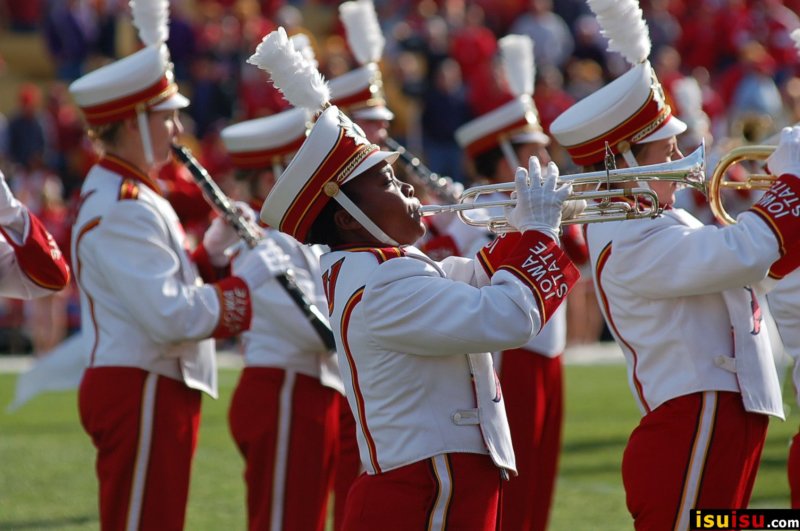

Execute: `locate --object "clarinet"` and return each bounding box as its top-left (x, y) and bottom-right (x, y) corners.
top-left (171, 143), bottom-right (337, 352)
top-left (385, 137), bottom-right (461, 203)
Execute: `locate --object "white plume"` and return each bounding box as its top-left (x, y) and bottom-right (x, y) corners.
top-left (500, 34), bottom-right (535, 97)
top-left (339, 0), bottom-right (385, 65)
top-left (792, 29), bottom-right (800, 57)
top-left (247, 27), bottom-right (330, 113)
top-left (290, 33), bottom-right (318, 69)
top-left (587, 0), bottom-right (651, 66)
top-left (672, 77), bottom-right (703, 120)
top-left (129, 0), bottom-right (170, 46)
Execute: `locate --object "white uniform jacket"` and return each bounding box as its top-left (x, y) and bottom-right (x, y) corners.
top-left (766, 268), bottom-right (800, 405)
top-left (587, 207), bottom-right (784, 418)
top-left (71, 157), bottom-right (223, 398)
top-left (319, 244), bottom-right (550, 476)
top-left (238, 229), bottom-right (343, 393)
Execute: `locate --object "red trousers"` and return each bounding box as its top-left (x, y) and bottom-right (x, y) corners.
top-left (333, 395), bottom-right (361, 531)
top-left (498, 349), bottom-right (563, 531)
top-left (228, 367), bottom-right (339, 531)
top-left (622, 391), bottom-right (768, 531)
top-left (342, 452), bottom-right (504, 531)
top-left (79, 367), bottom-right (201, 531)
top-left (788, 428), bottom-right (800, 508)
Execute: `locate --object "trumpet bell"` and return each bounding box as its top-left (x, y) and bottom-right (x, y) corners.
top-left (708, 145), bottom-right (775, 225)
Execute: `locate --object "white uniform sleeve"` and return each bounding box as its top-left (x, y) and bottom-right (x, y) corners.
top-left (437, 255), bottom-right (490, 286)
top-left (607, 212), bottom-right (780, 298)
top-left (82, 200), bottom-right (221, 343)
top-left (361, 256), bottom-right (541, 356)
top-left (0, 214), bottom-right (63, 299)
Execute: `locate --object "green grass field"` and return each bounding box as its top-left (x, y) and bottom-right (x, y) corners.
top-left (1, 364), bottom-right (797, 530)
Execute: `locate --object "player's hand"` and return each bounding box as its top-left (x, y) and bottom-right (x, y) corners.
top-left (232, 239), bottom-right (291, 288)
top-left (504, 157), bottom-right (571, 240)
top-left (202, 202), bottom-right (255, 266)
top-left (766, 125), bottom-right (800, 177)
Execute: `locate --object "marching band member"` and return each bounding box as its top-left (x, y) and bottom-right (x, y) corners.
top-left (221, 108), bottom-right (348, 531)
top-left (549, 1), bottom-right (800, 529)
top-left (250, 27), bottom-right (580, 530)
top-left (0, 169), bottom-right (69, 299)
top-left (452, 34), bottom-right (587, 531)
top-left (68, 2), bottom-right (271, 528)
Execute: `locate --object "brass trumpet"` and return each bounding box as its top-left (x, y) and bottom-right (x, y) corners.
top-left (419, 144), bottom-right (707, 233)
top-left (708, 145), bottom-right (775, 225)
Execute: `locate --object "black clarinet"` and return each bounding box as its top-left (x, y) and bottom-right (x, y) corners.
top-left (171, 143), bottom-right (337, 352)
top-left (385, 137), bottom-right (460, 203)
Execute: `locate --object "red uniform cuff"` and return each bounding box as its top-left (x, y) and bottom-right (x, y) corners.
top-left (1, 212), bottom-right (70, 291)
top-left (750, 173), bottom-right (800, 256)
top-left (211, 276), bottom-right (252, 338)
top-left (191, 243), bottom-right (231, 283)
top-left (481, 231), bottom-right (580, 326)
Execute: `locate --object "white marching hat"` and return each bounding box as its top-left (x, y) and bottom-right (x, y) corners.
top-left (455, 95), bottom-right (549, 158)
top-left (260, 105), bottom-right (397, 242)
top-left (221, 107), bottom-right (310, 170)
top-left (329, 63), bottom-right (395, 122)
top-left (69, 44), bottom-right (188, 126)
top-left (549, 61), bottom-right (685, 166)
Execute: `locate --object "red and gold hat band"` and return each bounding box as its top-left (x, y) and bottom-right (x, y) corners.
top-left (228, 136), bottom-right (307, 169)
top-left (80, 75), bottom-right (177, 126)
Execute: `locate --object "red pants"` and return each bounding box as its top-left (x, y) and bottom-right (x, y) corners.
top-left (788, 428), bottom-right (800, 508)
top-left (622, 391), bottom-right (768, 531)
top-left (79, 367), bottom-right (201, 531)
top-left (228, 367), bottom-right (339, 531)
top-left (333, 394), bottom-right (361, 531)
top-left (498, 349), bottom-right (563, 531)
top-left (343, 452), bottom-right (504, 531)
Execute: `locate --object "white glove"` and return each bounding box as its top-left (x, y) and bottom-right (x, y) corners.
top-left (232, 239), bottom-right (292, 289)
top-left (766, 126), bottom-right (800, 177)
top-left (0, 172), bottom-right (26, 235)
top-left (562, 197), bottom-right (587, 222)
top-left (202, 201), bottom-right (255, 266)
top-left (504, 157), bottom-right (572, 240)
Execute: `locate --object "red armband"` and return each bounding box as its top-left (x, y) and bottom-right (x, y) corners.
top-left (768, 241), bottom-right (800, 280)
top-left (211, 276), bottom-right (252, 338)
top-left (1, 213), bottom-right (70, 291)
top-left (191, 243), bottom-right (231, 283)
top-left (750, 174), bottom-right (800, 255)
top-left (480, 231), bottom-right (580, 326)
top-left (475, 232), bottom-right (523, 277)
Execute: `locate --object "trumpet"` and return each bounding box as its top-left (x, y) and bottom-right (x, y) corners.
top-left (419, 144), bottom-right (707, 233)
top-left (708, 145), bottom-right (775, 225)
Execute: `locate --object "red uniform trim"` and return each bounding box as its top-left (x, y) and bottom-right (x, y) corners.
top-left (594, 242), bottom-right (650, 413)
top-left (189, 244), bottom-right (230, 283)
top-left (211, 276), bottom-right (252, 338)
top-left (80, 75), bottom-right (175, 125)
top-left (321, 257), bottom-right (345, 316)
top-left (331, 86), bottom-right (378, 111)
top-left (228, 135), bottom-right (306, 169)
top-left (99, 156), bottom-right (162, 196)
top-left (475, 232), bottom-right (523, 277)
top-left (1, 213), bottom-right (70, 290)
top-left (340, 287), bottom-right (381, 473)
top-left (75, 217), bottom-right (102, 365)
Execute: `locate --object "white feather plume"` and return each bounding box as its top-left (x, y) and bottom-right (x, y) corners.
top-left (792, 29), bottom-right (800, 57)
top-left (129, 0), bottom-right (170, 46)
top-left (339, 0), bottom-right (385, 65)
top-left (672, 77), bottom-right (703, 120)
top-left (290, 33), bottom-right (318, 69)
top-left (499, 34), bottom-right (535, 97)
top-left (247, 27), bottom-right (330, 113)
top-left (587, 0), bottom-right (651, 66)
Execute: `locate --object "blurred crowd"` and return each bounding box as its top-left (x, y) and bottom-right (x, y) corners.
top-left (0, 0), bottom-right (799, 354)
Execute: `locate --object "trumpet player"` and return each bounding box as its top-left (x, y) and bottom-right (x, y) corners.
top-left (549, 1), bottom-right (800, 528)
top-left (67, 3), bottom-right (273, 527)
top-left (250, 26), bottom-right (582, 530)
top-left (221, 108), bottom-right (352, 531)
top-left (451, 34), bottom-right (587, 531)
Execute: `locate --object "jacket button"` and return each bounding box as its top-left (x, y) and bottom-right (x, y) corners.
top-left (453, 412), bottom-right (462, 422)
